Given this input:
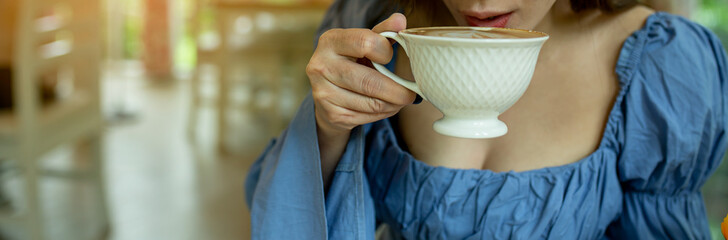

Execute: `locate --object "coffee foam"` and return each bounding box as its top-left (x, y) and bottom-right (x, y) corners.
top-left (408, 28), bottom-right (540, 39)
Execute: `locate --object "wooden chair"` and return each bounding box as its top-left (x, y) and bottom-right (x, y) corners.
top-left (0, 0), bottom-right (109, 239)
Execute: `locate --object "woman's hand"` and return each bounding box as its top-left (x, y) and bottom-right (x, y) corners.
top-left (308, 13), bottom-right (415, 136)
top-left (306, 13), bottom-right (416, 188)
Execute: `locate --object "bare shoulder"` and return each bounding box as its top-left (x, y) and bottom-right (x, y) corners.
top-left (603, 5), bottom-right (656, 38)
top-left (579, 5), bottom-right (655, 62)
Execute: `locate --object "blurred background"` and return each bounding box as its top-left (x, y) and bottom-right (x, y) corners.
top-left (0, 0), bottom-right (725, 239)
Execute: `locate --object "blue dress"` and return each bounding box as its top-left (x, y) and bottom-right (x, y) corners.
top-left (244, 8), bottom-right (728, 240)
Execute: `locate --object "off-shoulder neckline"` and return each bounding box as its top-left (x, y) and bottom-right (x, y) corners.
top-left (379, 12), bottom-right (666, 176)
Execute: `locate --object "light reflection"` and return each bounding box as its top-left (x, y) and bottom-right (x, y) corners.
top-left (197, 32), bottom-right (220, 51)
top-left (255, 12), bottom-right (275, 32)
top-left (40, 39), bottom-right (72, 59)
top-left (233, 15), bottom-right (253, 34)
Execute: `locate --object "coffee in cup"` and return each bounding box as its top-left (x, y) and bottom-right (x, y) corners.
top-left (407, 28), bottom-right (540, 39)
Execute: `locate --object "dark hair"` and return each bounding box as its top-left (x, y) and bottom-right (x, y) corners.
top-left (569, 0), bottom-right (639, 12)
top-left (395, 0), bottom-right (639, 15)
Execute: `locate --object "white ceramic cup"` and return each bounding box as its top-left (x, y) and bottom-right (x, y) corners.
top-left (372, 27), bottom-right (548, 139)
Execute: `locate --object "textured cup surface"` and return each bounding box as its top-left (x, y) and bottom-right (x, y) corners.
top-left (374, 27), bottom-right (548, 138)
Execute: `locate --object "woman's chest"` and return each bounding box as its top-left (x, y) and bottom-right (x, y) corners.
top-left (394, 47), bottom-right (620, 171)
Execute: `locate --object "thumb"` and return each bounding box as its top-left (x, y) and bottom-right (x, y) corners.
top-left (372, 13), bottom-right (407, 34)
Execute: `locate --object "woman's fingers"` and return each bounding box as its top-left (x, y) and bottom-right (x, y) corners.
top-left (327, 59), bottom-right (416, 106)
top-left (312, 77), bottom-right (402, 114)
top-left (320, 28), bottom-right (393, 65)
top-left (307, 13), bottom-right (413, 131)
top-left (371, 13), bottom-right (407, 34)
top-left (314, 98), bottom-right (398, 131)
top-left (318, 13), bottom-right (407, 65)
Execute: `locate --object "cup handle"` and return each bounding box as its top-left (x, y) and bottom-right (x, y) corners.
top-left (371, 32), bottom-right (425, 99)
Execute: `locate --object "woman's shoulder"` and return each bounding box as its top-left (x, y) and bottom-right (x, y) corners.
top-left (617, 11), bottom-right (727, 84)
top-left (617, 11), bottom-right (726, 121)
top-left (617, 10), bottom-right (727, 125)
top-left (640, 11), bottom-right (722, 48)
top-left (613, 11), bottom-right (728, 192)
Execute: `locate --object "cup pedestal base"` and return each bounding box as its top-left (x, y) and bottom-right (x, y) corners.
top-left (433, 117), bottom-right (508, 139)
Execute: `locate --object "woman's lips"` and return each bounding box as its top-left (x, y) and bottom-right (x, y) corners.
top-left (465, 12), bottom-right (512, 28)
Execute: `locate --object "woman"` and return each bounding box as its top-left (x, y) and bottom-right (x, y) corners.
top-left (246, 0), bottom-right (728, 239)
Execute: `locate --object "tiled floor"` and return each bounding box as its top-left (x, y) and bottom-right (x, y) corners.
top-left (101, 64), bottom-right (270, 240)
top-left (103, 80), bottom-right (257, 240)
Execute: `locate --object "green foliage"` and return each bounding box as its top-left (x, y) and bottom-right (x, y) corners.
top-left (122, 16), bottom-right (143, 59)
top-left (696, 0), bottom-right (728, 46)
top-left (121, 0), bottom-right (144, 59)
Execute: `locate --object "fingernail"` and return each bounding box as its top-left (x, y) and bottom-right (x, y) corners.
top-left (413, 95), bottom-right (422, 105)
